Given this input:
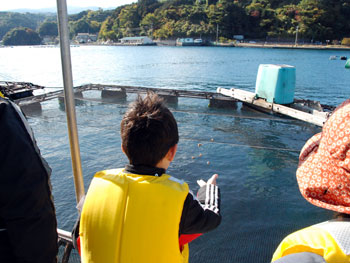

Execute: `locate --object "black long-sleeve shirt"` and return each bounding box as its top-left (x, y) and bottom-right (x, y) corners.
top-left (124, 164), bottom-right (221, 237)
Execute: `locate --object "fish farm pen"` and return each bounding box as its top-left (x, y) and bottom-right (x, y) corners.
top-left (3, 81), bottom-right (335, 263)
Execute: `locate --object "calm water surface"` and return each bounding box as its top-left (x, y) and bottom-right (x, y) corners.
top-left (1, 46), bottom-right (350, 262)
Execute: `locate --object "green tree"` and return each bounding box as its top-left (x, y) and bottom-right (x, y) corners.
top-left (69, 11), bottom-right (89, 22)
top-left (71, 18), bottom-right (91, 33)
top-left (274, 4), bottom-right (299, 37)
top-left (140, 13), bottom-right (159, 37)
top-left (68, 9), bottom-right (114, 38)
top-left (245, 0), bottom-right (276, 37)
top-left (297, 0), bottom-right (329, 40)
top-left (89, 21), bottom-right (101, 34)
top-left (38, 21), bottom-right (58, 37)
top-left (85, 9), bottom-right (114, 22)
top-left (3, 27), bottom-right (42, 45)
top-left (137, 0), bottom-right (161, 17)
top-left (99, 17), bottom-right (119, 41)
top-left (316, 0), bottom-right (350, 40)
top-left (118, 4), bottom-right (141, 37)
top-left (154, 21), bottom-right (174, 39)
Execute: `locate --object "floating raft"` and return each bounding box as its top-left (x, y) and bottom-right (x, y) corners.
top-left (4, 82), bottom-right (335, 127)
top-left (217, 87), bottom-right (331, 127)
top-left (12, 83), bottom-right (237, 106)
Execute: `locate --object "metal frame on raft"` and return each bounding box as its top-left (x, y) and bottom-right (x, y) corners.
top-left (12, 83), bottom-right (237, 105)
top-left (11, 82), bottom-right (334, 128)
top-left (6, 80), bottom-right (335, 129)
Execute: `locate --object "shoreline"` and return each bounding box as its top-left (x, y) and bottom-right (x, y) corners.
top-left (235, 42), bottom-right (350, 51)
top-left (82, 41), bottom-right (350, 51)
top-left (1, 42), bottom-right (350, 51)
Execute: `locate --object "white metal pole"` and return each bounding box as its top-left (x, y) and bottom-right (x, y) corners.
top-left (56, 0), bottom-right (85, 204)
top-left (295, 26), bottom-right (299, 46)
top-left (216, 24), bottom-right (219, 45)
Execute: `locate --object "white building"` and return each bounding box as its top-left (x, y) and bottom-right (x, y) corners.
top-left (119, 36), bottom-right (155, 45)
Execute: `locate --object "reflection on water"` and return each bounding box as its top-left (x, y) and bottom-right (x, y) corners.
top-left (26, 91), bottom-right (330, 263)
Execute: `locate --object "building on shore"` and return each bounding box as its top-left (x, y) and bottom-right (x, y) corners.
top-left (76, 33), bottom-right (98, 44)
top-left (42, 36), bottom-right (58, 45)
top-left (119, 36), bottom-right (156, 46)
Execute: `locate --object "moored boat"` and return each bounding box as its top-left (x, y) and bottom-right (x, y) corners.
top-left (176, 38), bottom-right (204, 46)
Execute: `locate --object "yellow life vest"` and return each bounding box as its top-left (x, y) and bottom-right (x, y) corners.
top-left (272, 220), bottom-right (350, 263)
top-left (80, 168), bottom-right (189, 263)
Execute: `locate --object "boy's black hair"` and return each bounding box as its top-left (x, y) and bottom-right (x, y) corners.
top-left (120, 92), bottom-right (179, 167)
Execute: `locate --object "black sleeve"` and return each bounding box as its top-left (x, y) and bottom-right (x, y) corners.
top-left (179, 184), bottom-right (221, 235)
top-left (0, 99), bottom-right (58, 263)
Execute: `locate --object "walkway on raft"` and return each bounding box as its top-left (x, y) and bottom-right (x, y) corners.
top-left (12, 82), bottom-right (336, 127)
top-left (14, 83), bottom-right (238, 106)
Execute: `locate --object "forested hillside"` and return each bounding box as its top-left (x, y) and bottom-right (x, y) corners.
top-left (0, 9), bottom-right (112, 44)
top-left (1, 0), bottom-right (350, 44)
top-left (98, 0), bottom-right (350, 42)
top-left (0, 12), bottom-right (55, 40)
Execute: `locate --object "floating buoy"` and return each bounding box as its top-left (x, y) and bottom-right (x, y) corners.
top-left (199, 153), bottom-right (203, 157)
top-left (192, 156), bottom-right (195, 159)
top-left (210, 138), bottom-right (214, 142)
top-left (329, 55), bottom-right (337, 60)
top-left (198, 143), bottom-right (202, 147)
top-left (340, 56), bottom-right (348, 60)
top-left (207, 161), bottom-right (210, 165)
top-left (346, 59), bottom-right (350, 69)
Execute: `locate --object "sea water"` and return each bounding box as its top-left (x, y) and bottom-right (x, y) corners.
top-left (1, 45), bottom-right (350, 262)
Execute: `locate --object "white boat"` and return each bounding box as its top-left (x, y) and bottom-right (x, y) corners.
top-left (176, 38), bottom-right (204, 46)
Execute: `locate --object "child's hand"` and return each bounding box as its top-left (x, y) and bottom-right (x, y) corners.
top-left (197, 174), bottom-right (218, 187)
top-left (207, 174), bottom-right (218, 185)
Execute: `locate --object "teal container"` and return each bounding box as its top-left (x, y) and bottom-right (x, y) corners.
top-left (346, 59), bottom-right (350, 69)
top-left (255, 64), bottom-right (296, 104)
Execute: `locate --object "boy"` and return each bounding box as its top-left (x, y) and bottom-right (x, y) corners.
top-left (79, 92), bottom-right (221, 263)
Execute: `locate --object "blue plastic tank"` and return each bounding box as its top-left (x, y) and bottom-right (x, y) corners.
top-left (255, 64), bottom-right (296, 104)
